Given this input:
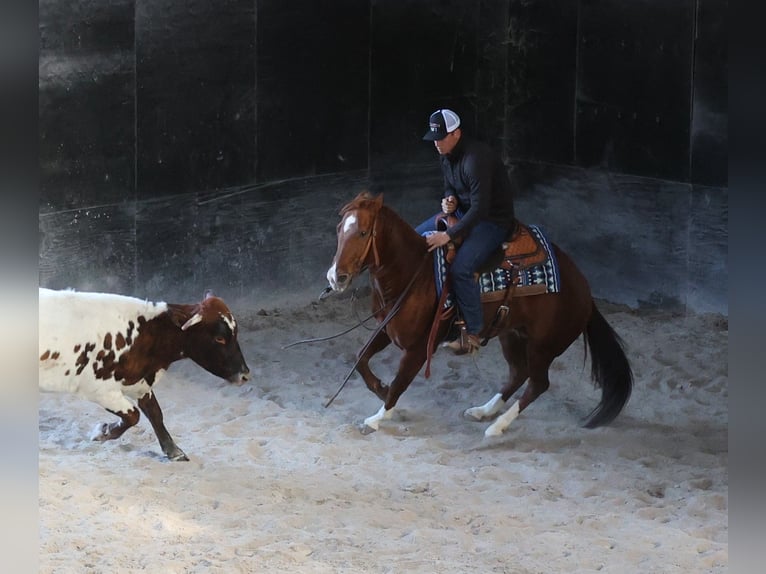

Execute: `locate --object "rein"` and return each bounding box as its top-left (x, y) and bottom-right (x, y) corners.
top-left (282, 289), bottom-right (384, 349)
top-left (324, 249), bottom-right (432, 408)
top-left (281, 310), bottom-right (379, 349)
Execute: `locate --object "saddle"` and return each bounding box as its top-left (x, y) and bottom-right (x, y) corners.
top-left (437, 214), bottom-right (547, 275)
top-left (434, 215), bottom-right (549, 340)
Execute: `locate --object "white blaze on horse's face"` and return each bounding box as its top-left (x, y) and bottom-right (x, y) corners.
top-left (326, 261), bottom-right (342, 291)
top-left (342, 213), bottom-right (358, 235)
top-left (327, 211), bottom-right (360, 292)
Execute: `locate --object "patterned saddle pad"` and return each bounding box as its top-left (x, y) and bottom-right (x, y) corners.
top-left (429, 224), bottom-right (561, 309)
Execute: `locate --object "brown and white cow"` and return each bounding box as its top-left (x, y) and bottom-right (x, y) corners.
top-left (39, 287), bottom-right (251, 461)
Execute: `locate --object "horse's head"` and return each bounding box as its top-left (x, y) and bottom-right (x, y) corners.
top-left (326, 192), bottom-right (383, 292)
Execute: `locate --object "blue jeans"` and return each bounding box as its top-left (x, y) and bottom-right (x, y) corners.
top-left (417, 216), bottom-right (508, 335)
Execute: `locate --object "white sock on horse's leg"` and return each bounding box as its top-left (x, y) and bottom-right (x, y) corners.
top-left (485, 400), bottom-right (520, 437)
top-left (464, 393), bottom-right (505, 420)
top-left (363, 404), bottom-right (392, 431)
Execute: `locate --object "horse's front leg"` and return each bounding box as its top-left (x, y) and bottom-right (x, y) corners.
top-left (362, 345), bottom-right (427, 434)
top-left (356, 329), bottom-right (392, 401)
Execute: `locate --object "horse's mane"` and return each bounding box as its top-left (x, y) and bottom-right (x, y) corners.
top-left (339, 190), bottom-right (378, 216)
top-left (339, 191), bottom-right (423, 248)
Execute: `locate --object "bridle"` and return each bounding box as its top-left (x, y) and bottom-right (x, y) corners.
top-left (353, 206), bottom-right (381, 272)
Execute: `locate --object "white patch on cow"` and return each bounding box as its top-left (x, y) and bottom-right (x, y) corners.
top-left (221, 313), bottom-right (235, 332)
top-left (342, 212), bottom-right (357, 234)
top-left (38, 288), bottom-right (168, 414)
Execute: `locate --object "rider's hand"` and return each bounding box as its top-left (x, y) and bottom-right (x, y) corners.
top-left (426, 231), bottom-right (451, 252)
top-left (441, 196), bottom-right (457, 214)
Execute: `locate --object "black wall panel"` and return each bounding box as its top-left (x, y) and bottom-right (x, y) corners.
top-left (39, 0), bottom-right (135, 211)
top-left (504, 0), bottom-right (578, 164)
top-left (369, 0), bottom-right (482, 169)
top-left (135, 0), bottom-right (256, 197)
top-left (575, 0), bottom-right (695, 181)
top-left (686, 185), bottom-right (727, 311)
top-left (256, 0), bottom-right (370, 181)
top-left (39, 204), bottom-right (137, 293)
top-left (690, 0), bottom-right (727, 186)
top-left (473, 0), bottom-right (510, 151)
top-left (509, 162), bottom-right (727, 313)
top-left (134, 174), bottom-right (372, 305)
top-left (39, 0), bottom-right (137, 292)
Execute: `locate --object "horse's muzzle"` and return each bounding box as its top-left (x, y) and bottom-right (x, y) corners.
top-left (326, 263), bottom-right (351, 292)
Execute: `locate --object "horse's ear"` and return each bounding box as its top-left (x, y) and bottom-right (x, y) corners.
top-left (372, 193), bottom-right (384, 208)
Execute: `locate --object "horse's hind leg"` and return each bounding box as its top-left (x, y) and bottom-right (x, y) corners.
top-left (464, 330), bottom-right (528, 421)
top-left (485, 343), bottom-right (553, 437)
top-left (356, 330), bottom-right (392, 401)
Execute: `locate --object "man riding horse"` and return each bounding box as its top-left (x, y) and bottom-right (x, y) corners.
top-left (416, 108), bottom-right (517, 356)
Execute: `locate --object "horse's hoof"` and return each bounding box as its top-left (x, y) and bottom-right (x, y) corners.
top-left (463, 408), bottom-right (485, 421)
top-left (484, 425), bottom-right (503, 438)
top-left (359, 423), bottom-right (378, 435)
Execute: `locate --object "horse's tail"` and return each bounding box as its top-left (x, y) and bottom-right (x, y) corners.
top-left (582, 301), bottom-right (633, 428)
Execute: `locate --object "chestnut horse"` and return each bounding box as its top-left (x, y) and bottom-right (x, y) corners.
top-left (326, 192), bottom-right (633, 436)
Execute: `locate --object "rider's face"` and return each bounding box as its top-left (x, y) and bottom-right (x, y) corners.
top-left (433, 129), bottom-right (461, 156)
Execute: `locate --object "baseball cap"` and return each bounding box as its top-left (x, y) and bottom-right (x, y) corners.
top-left (422, 109), bottom-right (461, 141)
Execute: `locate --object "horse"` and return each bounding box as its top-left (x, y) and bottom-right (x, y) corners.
top-left (325, 191), bottom-right (633, 437)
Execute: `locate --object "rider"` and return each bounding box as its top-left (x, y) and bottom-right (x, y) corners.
top-left (417, 108), bottom-right (516, 355)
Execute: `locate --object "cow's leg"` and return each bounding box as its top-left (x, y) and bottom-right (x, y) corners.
top-left (138, 392), bottom-right (188, 461)
top-left (91, 405), bottom-right (140, 442)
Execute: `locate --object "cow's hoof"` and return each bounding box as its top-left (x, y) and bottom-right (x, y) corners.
top-left (167, 451), bottom-right (189, 462)
top-left (89, 423), bottom-right (110, 442)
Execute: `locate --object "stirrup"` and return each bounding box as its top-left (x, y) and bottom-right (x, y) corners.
top-left (443, 332), bottom-right (481, 356)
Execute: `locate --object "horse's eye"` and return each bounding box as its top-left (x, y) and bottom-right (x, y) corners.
top-left (214, 336), bottom-right (226, 345)
top-left (360, 230), bottom-right (367, 237)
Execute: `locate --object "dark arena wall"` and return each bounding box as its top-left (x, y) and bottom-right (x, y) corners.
top-left (38, 0), bottom-right (727, 315)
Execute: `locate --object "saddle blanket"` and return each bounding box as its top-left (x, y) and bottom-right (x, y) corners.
top-left (427, 224), bottom-right (561, 309)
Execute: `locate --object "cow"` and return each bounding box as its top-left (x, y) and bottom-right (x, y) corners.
top-left (39, 287), bottom-right (251, 461)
